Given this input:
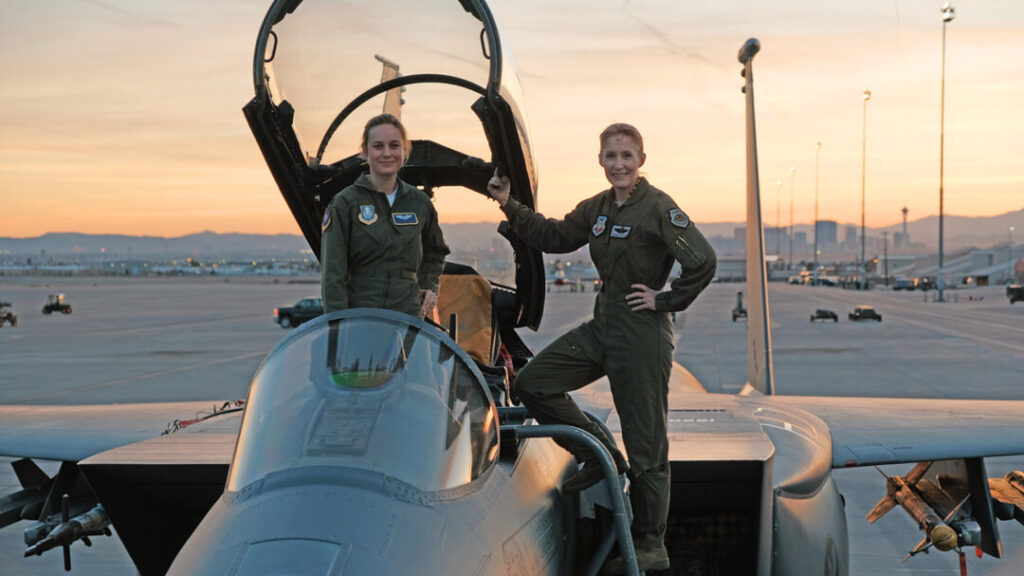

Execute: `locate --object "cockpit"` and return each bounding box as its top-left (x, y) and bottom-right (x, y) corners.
top-left (227, 308), bottom-right (499, 493)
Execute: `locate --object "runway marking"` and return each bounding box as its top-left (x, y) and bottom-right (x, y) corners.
top-left (83, 313), bottom-right (267, 336)
top-left (791, 286), bottom-right (1024, 333)
top-left (894, 304), bottom-right (1024, 336)
top-left (15, 350), bottom-right (268, 402)
top-left (893, 316), bottom-right (1024, 355)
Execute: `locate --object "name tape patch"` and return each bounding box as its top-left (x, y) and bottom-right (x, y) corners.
top-left (610, 225), bottom-right (631, 238)
top-left (392, 212), bottom-right (419, 226)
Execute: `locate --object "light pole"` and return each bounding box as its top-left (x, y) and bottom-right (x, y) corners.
top-left (938, 2), bottom-right (955, 302)
top-left (789, 166), bottom-right (796, 270)
top-left (861, 89), bottom-right (871, 290)
top-left (1011, 226), bottom-right (1016, 283)
top-left (776, 180), bottom-right (783, 259)
top-left (813, 142), bottom-right (822, 283)
top-left (883, 231), bottom-right (889, 287)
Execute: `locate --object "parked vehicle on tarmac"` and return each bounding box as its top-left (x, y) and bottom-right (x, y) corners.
top-left (810, 308), bottom-right (838, 322)
top-left (1008, 285), bottom-right (1024, 304)
top-left (0, 301), bottom-right (17, 327)
top-left (41, 294), bottom-right (72, 315)
top-left (892, 277), bottom-right (917, 291)
top-left (274, 297), bottom-right (323, 328)
top-left (848, 305), bottom-right (882, 322)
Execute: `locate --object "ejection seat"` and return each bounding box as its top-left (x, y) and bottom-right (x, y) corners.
top-left (435, 262), bottom-right (520, 407)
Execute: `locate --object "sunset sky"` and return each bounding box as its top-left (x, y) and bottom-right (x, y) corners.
top-left (1, 0), bottom-right (1022, 238)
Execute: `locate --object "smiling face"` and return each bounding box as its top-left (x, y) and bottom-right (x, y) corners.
top-left (363, 123), bottom-right (407, 180)
top-left (599, 133), bottom-right (646, 199)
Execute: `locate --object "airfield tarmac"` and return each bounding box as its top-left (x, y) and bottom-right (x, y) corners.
top-left (0, 276), bottom-right (1022, 575)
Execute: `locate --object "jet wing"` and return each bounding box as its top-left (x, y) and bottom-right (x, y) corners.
top-left (0, 402), bottom-right (238, 462)
top-left (760, 396), bottom-right (1024, 468)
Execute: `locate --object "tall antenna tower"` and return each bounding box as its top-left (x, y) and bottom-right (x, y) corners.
top-left (901, 206), bottom-right (908, 236)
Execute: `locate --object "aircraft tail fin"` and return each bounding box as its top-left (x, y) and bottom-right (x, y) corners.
top-left (375, 54), bottom-right (403, 118)
top-left (737, 39), bottom-right (774, 396)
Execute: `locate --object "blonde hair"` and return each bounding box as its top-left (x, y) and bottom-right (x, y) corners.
top-left (599, 123), bottom-right (644, 154)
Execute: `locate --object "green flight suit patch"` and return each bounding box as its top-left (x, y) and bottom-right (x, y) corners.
top-left (321, 211), bottom-right (332, 232)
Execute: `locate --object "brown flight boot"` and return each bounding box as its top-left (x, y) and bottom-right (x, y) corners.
top-left (602, 543), bottom-right (670, 575)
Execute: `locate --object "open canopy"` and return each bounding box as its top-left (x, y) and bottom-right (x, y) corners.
top-left (244, 0), bottom-right (545, 329)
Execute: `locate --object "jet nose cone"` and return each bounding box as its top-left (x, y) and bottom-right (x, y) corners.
top-left (169, 473), bottom-right (492, 576)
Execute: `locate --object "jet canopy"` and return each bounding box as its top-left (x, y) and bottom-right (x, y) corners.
top-left (244, 0), bottom-right (545, 329)
top-left (228, 309), bottom-right (500, 493)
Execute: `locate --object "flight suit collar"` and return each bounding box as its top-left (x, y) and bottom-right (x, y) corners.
top-left (602, 176), bottom-right (650, 207)
top-left (352, 173), bottom-right (405, 197)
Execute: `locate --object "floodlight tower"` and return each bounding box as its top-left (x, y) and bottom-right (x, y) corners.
top-left (937, 2), bottom-right (955, 302)
top-left (1011, 226), bottom-right (1016, 283)
top-left (860, 89), bottom-right (871, 290)
top-left (813, 142), bottom-right (822, 283)
top-left (776, 180), bottom-right (783, 258)
top-left (789, 166), bottom-right (796, 270)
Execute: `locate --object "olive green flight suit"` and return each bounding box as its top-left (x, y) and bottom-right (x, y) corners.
top-left (501, 177), bottom-right (717, 549)
top-left (321, 174), bottom-right (450, 318)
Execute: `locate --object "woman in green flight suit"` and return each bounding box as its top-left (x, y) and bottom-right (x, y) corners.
top-left (487, 123), bottom-right (717, 574)
top-left (321, 114), bottom-right (450, 318)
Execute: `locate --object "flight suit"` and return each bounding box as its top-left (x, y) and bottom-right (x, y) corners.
top-left (321, 174), bottom-right (450, 317)
top-left (500, 177), bottom-right (717, 549)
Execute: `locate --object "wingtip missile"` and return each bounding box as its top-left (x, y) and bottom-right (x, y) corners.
top-left (930, 524), bottom-right (958, 551)
top-left (23, 503), bottom-right (110, 562)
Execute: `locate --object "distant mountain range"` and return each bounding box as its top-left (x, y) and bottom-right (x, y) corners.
top-left (2, 208), bottom-right (1020, 259)
top-left (0, 232), bottom-right (310, 260)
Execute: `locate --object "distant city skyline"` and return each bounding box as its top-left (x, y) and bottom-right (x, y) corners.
top-left (3, 208), bottom-right (1019, 256)
top-left (2, 1), bottom-right (1022, 237)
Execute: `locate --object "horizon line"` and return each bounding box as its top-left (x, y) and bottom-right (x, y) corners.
top-left (3, 207), bottom-right (1021, 241)
top-left (4, 206), bottom-right (1019, 239)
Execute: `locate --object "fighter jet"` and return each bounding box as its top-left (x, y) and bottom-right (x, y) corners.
top-left (2, 2), bottom-right (1024, 576)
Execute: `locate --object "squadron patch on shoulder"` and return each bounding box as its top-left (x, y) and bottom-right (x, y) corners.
top-left (592, 215), bottom-right (608, 236)
top-left (358, 204), bottom-right (378, 225)
top-left (321, 211), bottom-right (332, 232)
top-left (668, 208), bottom-right (690, 229)
top-left (392, 212), bottom-right (419, 226)
top-left (610, 225), bottom-right (631, 239)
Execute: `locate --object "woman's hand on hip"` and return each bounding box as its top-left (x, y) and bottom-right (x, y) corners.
top-left (626, 284), bottom-right (657, 311)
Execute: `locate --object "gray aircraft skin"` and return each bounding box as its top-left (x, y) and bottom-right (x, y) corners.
top-left (166, 308), bottom-right (581, 575)
top-left (2, 2), bottom-right (1024, 576)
